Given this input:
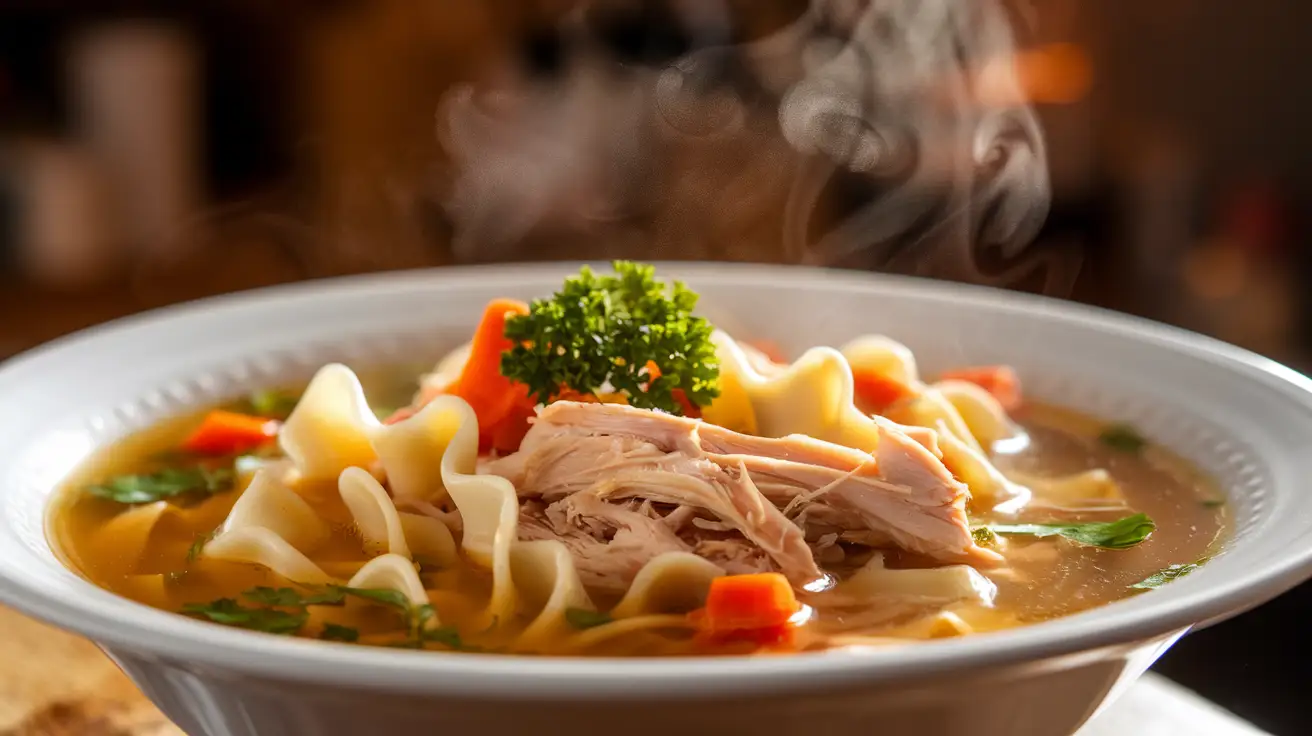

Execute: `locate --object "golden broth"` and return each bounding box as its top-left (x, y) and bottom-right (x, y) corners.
top-left (48, 390), bottom-right (1226, 656)
top-left (982, 403), bottom-right (1225, 623)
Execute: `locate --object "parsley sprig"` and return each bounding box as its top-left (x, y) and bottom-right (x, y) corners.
top-left (500, 261), bottom-right (721, 415)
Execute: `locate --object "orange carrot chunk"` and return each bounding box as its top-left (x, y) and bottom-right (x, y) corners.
top-left (700, 573), bottom-right (801, 632)
top-left (851, 367), bottom-right (916, 414)
top-left (448, 298), bottom-right (536, 452)
top-left (939, 365), bottom-right (1022, 411)
top-left (181, 411), bottom-right (279, 455)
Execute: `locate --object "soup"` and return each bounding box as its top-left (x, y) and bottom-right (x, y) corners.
top-left (49, 262), bottom-right (1226, 656)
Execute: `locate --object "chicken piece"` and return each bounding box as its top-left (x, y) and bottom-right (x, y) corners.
top-left (489, 402), bottom-right (996, 591)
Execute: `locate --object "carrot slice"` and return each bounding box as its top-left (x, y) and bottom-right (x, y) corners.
top-left (939, 365), bottom-right (1022, 411)
top-left (700, 573), bottom-right (800, 632)
top-left (485, 398), bottom-right (537, 454)
top-left (447, 299), bottom-right (536, 452)
top-left (181, 411), bottom-right (279, 455)
top-left (851, 367), bottom-right (916, 414)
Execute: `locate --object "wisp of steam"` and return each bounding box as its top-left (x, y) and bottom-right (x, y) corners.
top-left (438, 0), bottom-right (1078, 293)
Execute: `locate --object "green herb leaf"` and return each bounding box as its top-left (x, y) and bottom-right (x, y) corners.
top-left (564, 607), bottom-right (613, 630)
top-left (185, 529), bottom-right (217, 563)
top-left (1201, 498), bottom-right (1226, 509)
top-left (87, 466), bottom-right (235, 505)
top-left (302, 588), bottom-right (348, 606)
top-left (422, 626), bottom-right (466, 650)
top-left (986, 513), bottom-right (1157, 550)
top-left (242, 389), bottom-right (301, 420)
top-left (1131, 563), bottom-right (1199, 590)
top-left (243, 587), bottom-right (311, 607)
top-left (236, 585), bottom-right (346, 608)
top-left (500, 261), bottom-right (721, 415)
top-left (181, 599), bottom-right (307, 634)
top-left (319, 623), bottom-right (360, 642)
top-left (1099, 424), bottom-right (1146, 453)
top-left (971, 527), bottom-right (999, 547)
top-left (335, 586), bottom-right (411, 611)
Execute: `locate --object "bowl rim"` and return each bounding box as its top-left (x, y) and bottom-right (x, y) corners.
top-left (3, 261), bottom-right (1312, 699)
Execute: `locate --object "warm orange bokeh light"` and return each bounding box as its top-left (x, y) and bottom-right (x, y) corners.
top-left (978, 42), bottom-right (1093, 106)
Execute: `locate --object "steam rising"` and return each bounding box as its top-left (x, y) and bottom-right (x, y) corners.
top-left (438, 0), bottom-right (1077, 291)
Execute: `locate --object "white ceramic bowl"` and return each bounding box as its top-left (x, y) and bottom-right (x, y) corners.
top-left (2, 264), bottom-right (1311, 736)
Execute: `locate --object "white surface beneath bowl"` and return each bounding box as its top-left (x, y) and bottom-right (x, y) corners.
top-left (1080, 674), bottom-right (1269, 736)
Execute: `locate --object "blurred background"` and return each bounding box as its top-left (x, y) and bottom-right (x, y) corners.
top-left (0, 1), bottom-right (1309, 733)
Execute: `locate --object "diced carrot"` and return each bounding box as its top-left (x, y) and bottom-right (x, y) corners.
top-left (699, 573), bottom-right (800, 632)
top-left (703, 622), bottom-right (797, 648)
top-left (181, 411), bottom-right (279, 455)
top-left (851, 367), bottom-right (916, 414)
top-left (939, 365), bottom-right (1022, 411)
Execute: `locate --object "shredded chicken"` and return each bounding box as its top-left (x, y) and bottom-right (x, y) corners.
top-left (487, 401), bottom-right (996, 592)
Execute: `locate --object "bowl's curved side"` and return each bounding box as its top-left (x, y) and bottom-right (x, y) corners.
top-left (0, 263), bottom-right (1310, 699)
top-left (107, 632), bottom-right (1183, 736)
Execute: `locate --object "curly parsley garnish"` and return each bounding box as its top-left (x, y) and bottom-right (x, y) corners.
top-left (500, 261), bottom-right (720, 415)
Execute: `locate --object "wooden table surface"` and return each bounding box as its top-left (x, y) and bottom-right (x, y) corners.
top-left (0, 606), bottom-right (181, 736)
